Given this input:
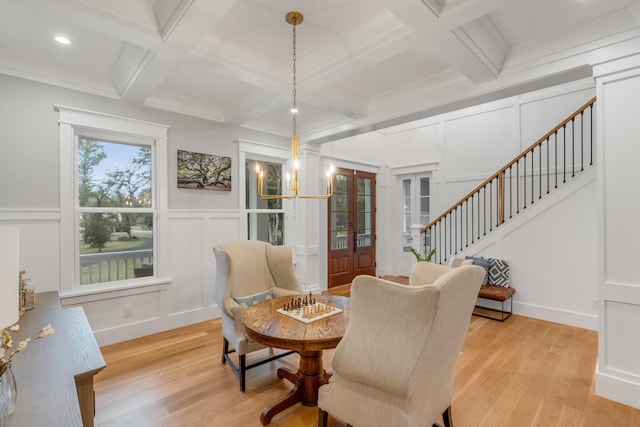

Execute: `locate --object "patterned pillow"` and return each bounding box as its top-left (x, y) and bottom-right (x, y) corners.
top-left (233, 288), bottom-right (273, 306)
top-left (488, 258), bottom-right (510, 287)
top-left (465, 256), bottom-right (490, 285)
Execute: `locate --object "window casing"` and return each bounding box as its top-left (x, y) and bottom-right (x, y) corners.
top-left (402, 174), bottom-right (431, 252)
top-left (56, 106), bottom-right (169, 296)
top-left (245, 159), bottom-right (286, 245)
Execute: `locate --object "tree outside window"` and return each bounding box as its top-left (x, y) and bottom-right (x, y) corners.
top-left (77, 137), bottom-right (154, 285)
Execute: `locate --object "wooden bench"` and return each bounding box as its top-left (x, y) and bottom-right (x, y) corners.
top-left (474, 285), bottom-right (515, 322)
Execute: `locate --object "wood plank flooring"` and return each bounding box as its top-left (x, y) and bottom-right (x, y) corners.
top-left (94, 282), bottom-right (640, 427)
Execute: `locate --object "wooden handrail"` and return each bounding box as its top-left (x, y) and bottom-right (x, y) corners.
top-left (421, 96), bottom-right (596, 233)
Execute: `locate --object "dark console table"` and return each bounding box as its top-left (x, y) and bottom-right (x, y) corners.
top-left (5, 291), bottom-right (105, 427)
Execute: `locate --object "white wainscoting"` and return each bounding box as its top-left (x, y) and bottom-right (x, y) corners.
top-left (453, 168), bottom-right (598, 331)
top-left (0, 209), bottom-right (61, 293)
top-left (73, 209), bottom-right (241, 345)
top-left (0, 208), bottom-right (242, 346)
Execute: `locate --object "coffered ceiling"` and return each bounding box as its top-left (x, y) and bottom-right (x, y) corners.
top-left (1, 0), bottom-right (638, 142)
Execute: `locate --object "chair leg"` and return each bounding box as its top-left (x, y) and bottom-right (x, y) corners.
top-left (318, 408), bottom-right (329, 427)
top-left (222, 338), bottom-right (229, 364)
top-left (240, 354), bottom-right (246, 392)
top-left (442, 406), bottom-right (453, 427)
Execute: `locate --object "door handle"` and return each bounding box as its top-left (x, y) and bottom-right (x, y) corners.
top-left (353, 232), bottom-right (357, 253)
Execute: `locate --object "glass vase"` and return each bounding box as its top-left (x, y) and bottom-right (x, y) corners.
top-left (0, 365), bottom-right (17, 425)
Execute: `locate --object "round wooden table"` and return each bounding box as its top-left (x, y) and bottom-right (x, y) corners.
top-left (242, 294), bottom-right (350, 425)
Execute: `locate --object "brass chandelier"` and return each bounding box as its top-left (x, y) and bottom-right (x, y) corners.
top-left (255, 11), bottom-right (334, 200)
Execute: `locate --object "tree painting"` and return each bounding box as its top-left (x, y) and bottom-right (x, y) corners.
top-left (177, 150), bottom-right (231, 191)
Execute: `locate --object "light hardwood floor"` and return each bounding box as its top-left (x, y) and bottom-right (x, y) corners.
top-left (94, 283), bottom-right (640, 427)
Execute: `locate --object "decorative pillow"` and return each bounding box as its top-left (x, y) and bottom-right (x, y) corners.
top-left (465, 256), bottom-right (490, 285)
top-left (488, 258), bottom-right (510, 287)
top-left (233, 288), bottom-right (273, 306)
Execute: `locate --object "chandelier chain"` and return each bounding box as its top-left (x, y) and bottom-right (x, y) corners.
top-left (292, 20), bottom-right (297, 135)
top-left (255, 11), bottom-right (334, 200)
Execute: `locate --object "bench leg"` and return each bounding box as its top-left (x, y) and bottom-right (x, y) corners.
top-left (474, 295), bottom-right (513, 322)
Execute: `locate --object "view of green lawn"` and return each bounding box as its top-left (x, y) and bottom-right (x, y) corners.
top-left (80, 227), bottom-right (152, 254)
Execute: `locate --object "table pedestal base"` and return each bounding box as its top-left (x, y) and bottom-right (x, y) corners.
top-left (260, 350), bottom-right (331, 425)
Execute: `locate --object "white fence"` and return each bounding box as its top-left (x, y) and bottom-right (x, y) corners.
top-left (80, 249), bottom-right (153, 285)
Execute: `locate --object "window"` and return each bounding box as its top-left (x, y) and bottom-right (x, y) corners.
top-left (77, 137), bottom-right (154, 285)
top-left (56, 106), bottom-right (169, 295)
top-left (245, 159), bottom-right (285, 245)
top-left (402, 174), bottom-right (431, 252)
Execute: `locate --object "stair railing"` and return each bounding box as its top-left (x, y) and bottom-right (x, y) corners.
top-left (421, 97), bottom-right (596, 264)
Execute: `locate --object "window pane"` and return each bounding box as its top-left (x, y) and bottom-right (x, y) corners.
top-left (402, 179), bottom-right (412, 252)
top-left (79, 213), bottom-right (154, 285)
top-left (331, 193), bottom-right (348, 211)
top-left (247, 212), bottom-right (284, 245)
top-left (334, 174), bottom-right (348, 193)
top-left (420, 197), bottom-right (430, 213)
top-left (420, 177), bottom-right (430, 217)
top-left (78, 137), bottom-right (151, 208)
top-left (420, 177), bottom-right (430, 196)
top-left (246, 160), bottom-right (283, 210)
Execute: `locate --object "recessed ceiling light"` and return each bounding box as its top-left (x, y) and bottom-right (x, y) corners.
top-left (55, 35), bottom-right (71, 45)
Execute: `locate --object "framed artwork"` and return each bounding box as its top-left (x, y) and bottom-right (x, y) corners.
top-left (177, 149), bottom-right (231, 191)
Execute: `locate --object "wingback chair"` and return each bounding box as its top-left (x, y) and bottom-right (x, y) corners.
top-left (408, 260), bottom-right (455, 286)
top-left (213, 240), bottom-right (301, 391)
top-left (317, 264), bottom-right (485, 427)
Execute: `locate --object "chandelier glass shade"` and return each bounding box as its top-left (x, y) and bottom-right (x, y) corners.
top-left (255, 11), bottom-right (334, 200)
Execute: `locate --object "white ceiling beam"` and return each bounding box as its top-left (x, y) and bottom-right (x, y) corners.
top-left (385, 0), bottom-right (511, 83)
top-left (434, 17), bottom-right (510, 83)
top-left (113, 0), bottom-right (237, 104)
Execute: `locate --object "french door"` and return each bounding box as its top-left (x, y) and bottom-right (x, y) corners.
top-left (328, 168), bottom-right (376, 287)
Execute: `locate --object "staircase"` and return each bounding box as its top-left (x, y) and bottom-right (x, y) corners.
top-left (419, 97), bottom-right (596, 264)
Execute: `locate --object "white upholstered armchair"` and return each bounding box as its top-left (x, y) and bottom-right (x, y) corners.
top-left (317, 264), bottom-right (485, 427)
top-left (213, 240), bottom-right (301, 391)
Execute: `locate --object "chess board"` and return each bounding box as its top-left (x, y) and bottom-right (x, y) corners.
top-left (276, 302), bottom-right (343, 324)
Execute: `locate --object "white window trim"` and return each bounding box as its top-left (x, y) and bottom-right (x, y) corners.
top-left (55, 105), bottom-right (171, 298)
top-left (236, 138), bottom-right (294, 247)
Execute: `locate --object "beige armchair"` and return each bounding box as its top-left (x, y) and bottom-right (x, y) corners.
top-left (213, 240), bottom-right (301, 391)
top-left (318, 264), bottom-right (485, 427)
top-left (409, 260), bottom-right (455, 286)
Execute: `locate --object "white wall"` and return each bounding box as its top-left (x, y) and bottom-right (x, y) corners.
top-left (594, 51), bottom-right (640, 409)
top-left (324, 79), bottom-right (598, 331)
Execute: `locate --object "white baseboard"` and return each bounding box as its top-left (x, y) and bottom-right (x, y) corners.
top-left (596, 366), bottom-right (640, 410)
top-left (514, 301), bottom-right (597, 331)
top-left (94, 305), bottom-right (222, 347)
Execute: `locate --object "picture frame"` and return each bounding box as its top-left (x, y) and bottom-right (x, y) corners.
top-left (177, 149), bottom-right (231, 191)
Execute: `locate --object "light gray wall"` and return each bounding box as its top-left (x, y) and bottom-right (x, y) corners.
top-left (0, 74), bottom-right (288, 211)
top-left (0, 74), bottom-right (290, 344)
